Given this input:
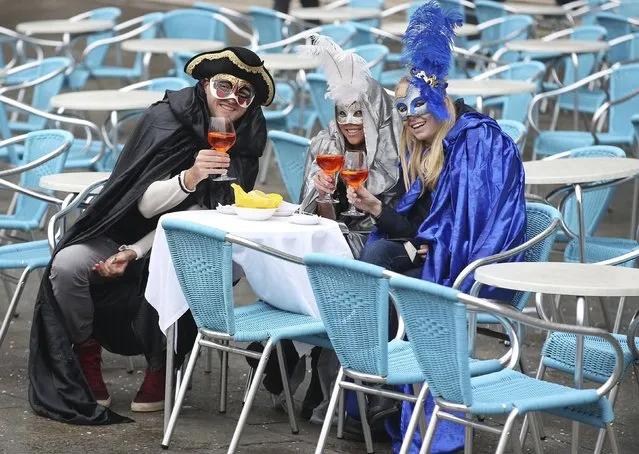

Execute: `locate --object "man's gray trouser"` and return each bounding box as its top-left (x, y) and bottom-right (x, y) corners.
top-left (50, 235), bottom-right (119, 344)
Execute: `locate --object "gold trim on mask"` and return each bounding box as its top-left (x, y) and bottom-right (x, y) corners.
top-left (186, 50), bottom-right (274, 105)
top-left (414, 70), bottom-right (440, 88)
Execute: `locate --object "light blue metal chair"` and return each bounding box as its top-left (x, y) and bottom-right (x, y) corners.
top-left (159, 220), bottom-right (327, 453)
top-left (0, 57), bottom-right (71, 137)
top-left (350, 43), bottom-right (389, 81)
top-left (529, 63), bottom-right (639, 160)
top-left (596, 12), bottom-right (635, 65)
top-left (473, 60), bottom-right (545, 124)
top-left (161, 9), bottom-right (222, 40)
top-left (0, 129), bottom-right (73, 238)
top-left (0, 94), bottom-right (105, 171)
top-left (68, 13), bottom-right (163, 88)
top-left (64, 7), bottom-right (122, 89)
top-left (247, 7), bottom-right (312, 52)
top-left (535, 245), bottom-right (639, 454)
top-left (390, 275), bottom-right (623, 454)
top-left (544, 146), bottom-right (626, 244)
top-left (497, 119), bottom-right (527, 150)
top-left (0, 130), bottom-right (74, 350)
top-left (171, 51), bottom-right (197, 86)
top-left (267, 131), bottom-right (310, 203)
top-left (306, 73), bottom-right (335, 129)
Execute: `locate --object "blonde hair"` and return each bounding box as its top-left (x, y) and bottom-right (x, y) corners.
top-left (396, 79), bottom-right (456, 194)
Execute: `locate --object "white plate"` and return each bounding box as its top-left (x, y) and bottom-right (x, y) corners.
top-left (234, 205), bottom-right (277, 221)
top-left (216, 204), bottom-right (236, 215)
top-left (289, 214), bottom-right (320, 225)
top-left (274, 201), bottom-right (301, 217)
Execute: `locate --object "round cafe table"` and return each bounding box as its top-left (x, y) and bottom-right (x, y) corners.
top-left (16, 19), bottom-right (113, 35)
top-left (259, 52), bottom-right (320, 72)
top-left (382, 21), bottom-right (478, 37)
top-left (122, 38), bottom-right (224, 80)
top-left (39, 172), bottom-right (111, 195)
top-left (446, 79), bottom-right (536, 112)
top-left (50, 90), bottom-right (164, 157)
top-left (504, 2), bottom-right (571, 17)
top-left (506, 39), bottom-right (609, 129)
top-left (290, 7), bottom-right (380, 23)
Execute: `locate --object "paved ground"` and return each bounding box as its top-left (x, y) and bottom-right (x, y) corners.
top-left (1, 1), bottom-right (639, 453)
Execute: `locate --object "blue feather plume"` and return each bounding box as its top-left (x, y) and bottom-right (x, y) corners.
top-left (401, 1), bottom-right (463, 120)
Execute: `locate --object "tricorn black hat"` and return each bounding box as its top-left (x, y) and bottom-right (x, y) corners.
top-left (184, 47), bottom-right (275, 106)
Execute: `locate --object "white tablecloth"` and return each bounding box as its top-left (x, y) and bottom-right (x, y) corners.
top-left (145, 210), bottom-right (353, 333)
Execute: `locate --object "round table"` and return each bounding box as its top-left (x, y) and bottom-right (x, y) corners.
top-left (446, 79), bottom-right (536, 112)
top-left (290, 7), bottom-right (380, 23)
top-left (475, 262), bottom-right (639, 297)
top-left (259, 53), bottom-right (320, 72)
top-left (122, 39), bottom-right (225, 80)
top-left (16, 19), bottom-right (114, 35)
top-left (505, 2), bottom-right (571, 16)
top-left (39, 172), bottom-right (111, 194)
top-left (382, 21), bottom-right (478, 37)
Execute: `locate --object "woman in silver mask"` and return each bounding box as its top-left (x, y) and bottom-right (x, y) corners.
top-left (299, 36), bottom-right (402, 258)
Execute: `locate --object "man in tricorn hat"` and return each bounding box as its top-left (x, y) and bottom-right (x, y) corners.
top-left (28, 47), bottom-right (275, 424)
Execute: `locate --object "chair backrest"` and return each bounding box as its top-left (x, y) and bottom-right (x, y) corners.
top-left (495, 60), bottom-right (545, 123)
top-left (142, 77), bottom-right (191, 92)
top-left (614, 1), bottom-right (639, 18)
top-left (509, 202), bottom-right (561, 311)
top-left (267, 130), bottom-right (310, 203)
top-left (304, 253), bottom-right (390, 377)
top-left (161, 9), bottom-right (222, 40)
top-left (558, 146), bottom-right (626, 238)
top-left (439, 0), bottom-right (469, 17)
top-left (172, 51), bottom-right (198, 85)
top-left (11, 57), bottom-right (71, 130)
top-left (346, 21), bottom-right (378, 47)
top-left (596, 13), bottom-right (633, 64)
top-left (131, 13), bottom-right (164, 73)
top-left (608, 63), bottom-right (639, 138)
top-left (390, 275), bottom-right (473, 406)
top-left (15, 129), bottom-right (72, 224)
top-left (265, 82), bottom-right (295, 131)
top-left (306, 73), bottom-right (335, 129)
top-left (191, 3), bottom-right (237, 43)
top-left (633, 114), bottom-right (639, 143)
top-left (248, 7), bottom-right (286, 52)
top-left (162, 219), bottom-right (236, 334)
top-left (480, 15), bottom-right (533, 57)
top-left (350, 44), bottom-right (389, 80)
top-left (558, 26), bottom-right (606, 94)
top-left (496, 119), bottom-right (526, 150)
top-left (74, 7), bottom-right (121, 70)
top-left (348, 0), bottom-right (384, 7)
top-left (318, 23), bottom-right (357, 48)
top-left (475, 0), bottom-right (508, 44)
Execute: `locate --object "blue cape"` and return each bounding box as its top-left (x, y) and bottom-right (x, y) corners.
top-left (367, 111), bottom-right (527, 453)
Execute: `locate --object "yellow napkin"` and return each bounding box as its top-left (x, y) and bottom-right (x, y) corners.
top-left (232, 183), bottom-right (283, 209)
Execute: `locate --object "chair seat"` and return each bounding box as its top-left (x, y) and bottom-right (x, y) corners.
top-left (227, 301), bottom-right (326, 343)
top-left (542, 332), bottom-right (637, 384)
top-left (534, 131), bottom-right (595, 157)
top-left (0, 240), bottom-right (50, 269)
top-left (90, 66), bottom-right (142, 79)
top-left (594, 132), bottom-right (635, 146)
top-left (557, 90), bottom-right (607, 114)
top-left (469, 369), bottom-right (613, 427)
top-left (564, 237), bottom-right (638, 266)
top-left (0, 215), bottom-right (41, 231)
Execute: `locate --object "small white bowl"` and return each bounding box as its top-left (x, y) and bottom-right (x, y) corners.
top-left (216, 204), bottom-right (236, 215)
top-left (289, 214), bottom-right (320, 225)
top-left (274, 201), bottom-right (301, 217)
top-left (233, 205), bottom-right (277, 221)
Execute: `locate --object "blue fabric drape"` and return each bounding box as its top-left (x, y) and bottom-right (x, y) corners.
top-left (365, 111), bottom-right (527, 453)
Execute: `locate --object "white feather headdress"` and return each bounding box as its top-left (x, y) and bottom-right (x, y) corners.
top-left (298, 34), bottom-right (371, 105)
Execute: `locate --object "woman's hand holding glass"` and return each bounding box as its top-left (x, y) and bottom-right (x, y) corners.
top-left (346, 185), bottom-right (382, 217)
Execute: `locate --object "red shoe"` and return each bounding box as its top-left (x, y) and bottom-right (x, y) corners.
top-left (131, 366), bottom-right (165, 412)
top-left (73, 339), bottom-right (112, 408)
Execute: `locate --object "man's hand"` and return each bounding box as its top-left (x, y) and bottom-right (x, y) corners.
top-left (346, 186), bottom-right (382, 217)
top-left (183, 149), bottom-right (231, 190)
top-left (313, 171), bottom-right (335, 196)
top-left (92, 250), bottom-right (137, 278)
top-left (417, 244), bottom-right (429, 257)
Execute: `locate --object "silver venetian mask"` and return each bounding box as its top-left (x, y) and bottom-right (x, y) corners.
top-left (394, 83), bottom-right (430, 122)
top-left (335, 101), bottom-right (364, 125)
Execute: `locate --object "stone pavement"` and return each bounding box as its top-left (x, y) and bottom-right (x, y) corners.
top-left (1, 1), bottom-right (639, 453)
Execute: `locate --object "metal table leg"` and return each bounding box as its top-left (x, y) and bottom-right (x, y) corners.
top-left (163, 323), bottom-right (175, 435)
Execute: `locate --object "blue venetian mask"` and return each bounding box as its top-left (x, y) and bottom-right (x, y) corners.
top-left (395, 83), bottom-right (430, 122)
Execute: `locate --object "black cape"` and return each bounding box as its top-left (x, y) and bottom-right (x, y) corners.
top-left (28, 83), bottom-right (267, 424)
